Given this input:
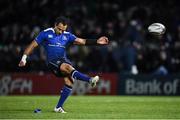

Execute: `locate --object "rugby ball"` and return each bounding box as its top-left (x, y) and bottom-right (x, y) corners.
top-left (148, 23), bottom-right (166, 35)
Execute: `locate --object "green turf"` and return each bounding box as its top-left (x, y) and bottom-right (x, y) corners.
top-left (0, 96), bottom-right (180, 119)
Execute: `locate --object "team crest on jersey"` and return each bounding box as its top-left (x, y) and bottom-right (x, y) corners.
top-left (56, 61), bottom-right (61, 64)
top-left (48, 34), bottom-right (53, 38)
top-left (62, 36), bottom-right (67, 40)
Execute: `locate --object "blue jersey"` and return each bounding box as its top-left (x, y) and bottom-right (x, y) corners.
top-left (35, 28), bottom-right (77, 62)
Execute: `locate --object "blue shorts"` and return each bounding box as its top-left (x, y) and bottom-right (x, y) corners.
top-left (47, 58), bottom-right (72, 77)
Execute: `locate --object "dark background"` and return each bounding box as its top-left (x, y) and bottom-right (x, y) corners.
top-left (0, 0), bottom-right (180, 75)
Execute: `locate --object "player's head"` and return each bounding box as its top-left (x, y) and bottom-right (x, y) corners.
top-left (54, 16), bottom-right (69, 34)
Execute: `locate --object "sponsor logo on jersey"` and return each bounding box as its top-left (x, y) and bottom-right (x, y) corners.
top-left (48, 34), bottom-right (53, 38)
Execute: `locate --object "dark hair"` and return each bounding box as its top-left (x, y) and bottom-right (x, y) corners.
top-left (55, 16), bottom-right (69, 25)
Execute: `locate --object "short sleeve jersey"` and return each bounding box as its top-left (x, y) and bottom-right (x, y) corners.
top-left (35, 28), bottom-right (77, 62)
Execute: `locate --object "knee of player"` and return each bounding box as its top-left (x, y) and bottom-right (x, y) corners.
top-left (64, 77), bottom-right (74, 86)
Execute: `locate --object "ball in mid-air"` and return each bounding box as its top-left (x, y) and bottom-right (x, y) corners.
top-left (148, 23), bottom-right (166, 35)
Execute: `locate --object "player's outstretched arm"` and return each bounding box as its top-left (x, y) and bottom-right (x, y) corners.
top-left (18, 40), bottom-right (38, 67)
top-left (74, 36), bottom-right (109, 45)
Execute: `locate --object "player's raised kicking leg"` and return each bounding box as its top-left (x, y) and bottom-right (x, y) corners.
top-left (60, 63), bottom-right (99, 87)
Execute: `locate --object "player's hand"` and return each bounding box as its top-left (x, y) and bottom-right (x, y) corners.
top-left (97, 36), bottom-right (109, 45)
top-left (18, 60), bottom-right (26, 67)
top-left (18, 54), bottom-right (27, 67)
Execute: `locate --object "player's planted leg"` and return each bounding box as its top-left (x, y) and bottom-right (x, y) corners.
top-left (54, 107), bottom-right (66, 113)
top-left (54, 77), bottom-right (73, 113)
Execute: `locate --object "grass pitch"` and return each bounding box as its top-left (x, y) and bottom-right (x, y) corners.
top-left (0, 96), bottom-right (180, 119)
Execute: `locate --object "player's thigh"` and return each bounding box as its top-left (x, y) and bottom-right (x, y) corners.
top-left (60, 63), bottom-right (75, 74)
top-left (48, 61), bottom-right (68, 77)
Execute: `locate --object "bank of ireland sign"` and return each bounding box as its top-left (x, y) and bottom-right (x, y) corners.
top-left (119, 75), bottom-right (180, 95)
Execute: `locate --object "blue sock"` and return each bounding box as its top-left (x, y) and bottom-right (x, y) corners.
top-left (56, 85), bottom-right (72, 108)
top-left (71, 70), bottom-right (91, 82)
